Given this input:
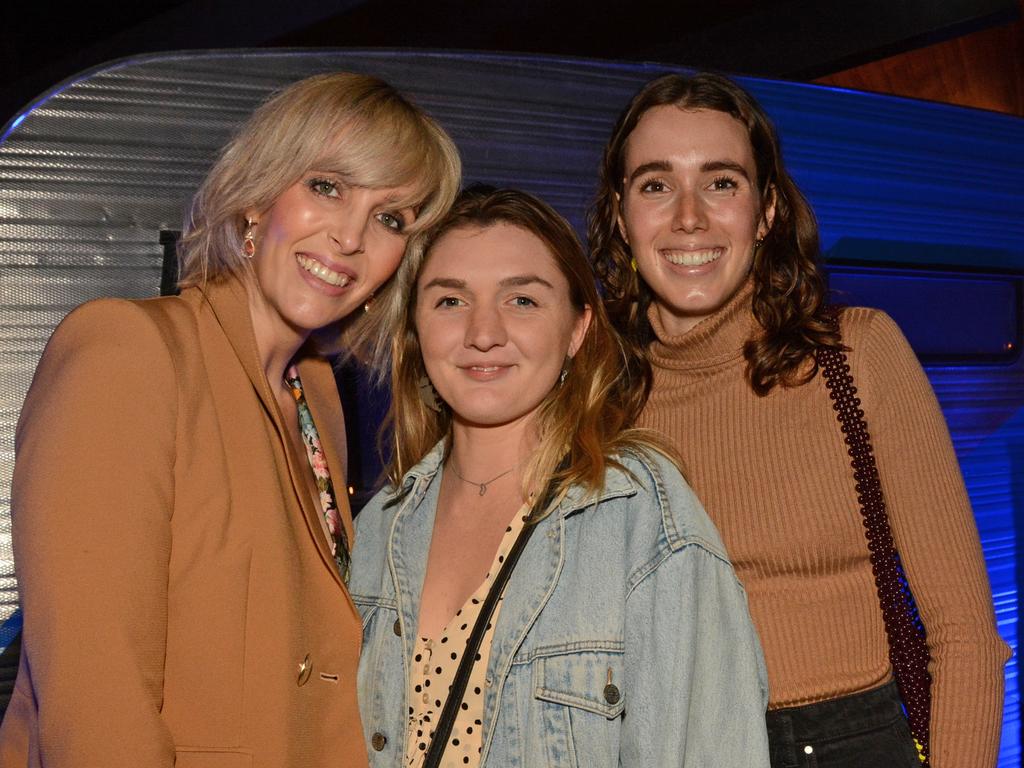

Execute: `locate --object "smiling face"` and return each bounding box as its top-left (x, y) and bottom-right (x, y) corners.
top-left (414, 223), bottom-right (591, 431)
top-left (618, 106), bottom-right (774, 336)
top-left (245, 171), bottom-right (416, 350)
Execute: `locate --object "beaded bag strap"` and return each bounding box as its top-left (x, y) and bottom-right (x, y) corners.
top-left (817, 307), bottom-right (931, 766)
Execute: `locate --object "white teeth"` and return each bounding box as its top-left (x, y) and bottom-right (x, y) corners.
top-left (662, 249), bottom-right (722, 266)
top-left (472, 366), bottom-right (499, 372)
top-left (296, 254), bottom-right (351, 287)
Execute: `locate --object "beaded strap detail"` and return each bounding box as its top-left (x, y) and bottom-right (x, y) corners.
top-left (817, 309), bottom-right (931, 765)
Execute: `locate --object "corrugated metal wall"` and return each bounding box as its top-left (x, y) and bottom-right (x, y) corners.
top-left (1, 49), bottom-right (1022, 763)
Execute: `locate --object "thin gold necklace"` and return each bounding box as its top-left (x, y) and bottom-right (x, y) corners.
top-left (447, 461), bottom-right (516, 496)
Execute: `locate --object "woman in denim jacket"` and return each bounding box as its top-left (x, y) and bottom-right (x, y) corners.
top-left (350, 187), bottom-right (770, 767)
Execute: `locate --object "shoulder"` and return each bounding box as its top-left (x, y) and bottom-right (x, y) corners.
top-left (27, 294), bottom-right (206, 417)
top-left (354, 483), bottom-right (402, 535)
top-left (835, 306), bottom-right (922, 388)
top-left (349, 482), bottom-right (407, 597)
top-left (599, 447), bottom-right (730, 563)
top-left (39, 297), bottom-right (179, 377)
top-left (17, 297), bottom-right (193, 449)
top-left (48, 293), bottom-right (201, 359)
top-left (837, 306), bottom-right (913, 360)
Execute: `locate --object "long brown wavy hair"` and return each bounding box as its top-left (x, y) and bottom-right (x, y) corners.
top-left (386, 186), bottom-right (672, 508)
top-left (589, 72), bottom-right (841, 395)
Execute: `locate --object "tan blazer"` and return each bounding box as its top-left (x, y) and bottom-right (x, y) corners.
top-left (0, 276), bottom-right (369, 768)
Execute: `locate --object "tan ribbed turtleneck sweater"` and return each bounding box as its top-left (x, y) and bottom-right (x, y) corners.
top-left (638, 280), bottom-right (1010, 767)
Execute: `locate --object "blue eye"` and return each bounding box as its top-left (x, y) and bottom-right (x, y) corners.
top-left (513, 296), bottom-right (537, 308)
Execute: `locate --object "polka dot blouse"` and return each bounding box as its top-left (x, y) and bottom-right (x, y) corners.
top-left (405, 509), bottom-right (528, 767)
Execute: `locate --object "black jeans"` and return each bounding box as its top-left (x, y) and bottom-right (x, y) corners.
top-left (766, 682), bottom-right (921, 768)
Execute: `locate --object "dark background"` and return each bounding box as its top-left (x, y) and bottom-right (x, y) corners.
top-left (3, 0), bottom-right (1023, 132)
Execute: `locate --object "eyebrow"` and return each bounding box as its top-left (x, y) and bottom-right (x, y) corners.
top-left (421, 277), bottom-right (466, 290)
top-left (627, 161), bottom-right (671, 185)
top-left (702, 160), bottom-right (752, 181)
top-left (626, 159), bottom-right (752, 184)
top-left (420, 274), bottom-right (556, 291)
top-left (500, 275), bottom-right (555, 289)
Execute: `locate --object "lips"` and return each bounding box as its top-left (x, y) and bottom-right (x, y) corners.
top-left (459, 362), bottom-right (514, 381)
top-left (659, 247), bottom-right (723, 266)
top-left (296, 253), bottom-right (354, 288)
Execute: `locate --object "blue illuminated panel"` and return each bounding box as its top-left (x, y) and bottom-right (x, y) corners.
top-left (826, 263), bottom-right (1021, 362)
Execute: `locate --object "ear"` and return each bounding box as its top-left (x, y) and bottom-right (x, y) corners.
top-left (757, 185), bottom-right (777, 240)
top-left (614, 190), bottom-right (630, 246)
top-left (568, 304), bottom-right (594, 359)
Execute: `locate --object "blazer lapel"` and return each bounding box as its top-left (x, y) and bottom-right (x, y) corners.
top-left (200, 277), bottom-right (345, 588)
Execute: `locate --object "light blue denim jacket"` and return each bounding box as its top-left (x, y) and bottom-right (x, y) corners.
top-left (351, 443), bottom-right (770, 767)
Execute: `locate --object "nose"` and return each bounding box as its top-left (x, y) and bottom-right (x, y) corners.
top-left (671, 188), bottom-right (708, 233)
top-left (464, 303), bottom-right (508, 351)
top-left (329, 190), bottom-right (371, 255)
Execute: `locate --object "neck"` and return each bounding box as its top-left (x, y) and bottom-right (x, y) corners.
top-left (646, 277), bottom-right (756, 371)
top-left (246, 283), bottom-right (309, 386)
top-left (448, 415), bottom-right (536, 482)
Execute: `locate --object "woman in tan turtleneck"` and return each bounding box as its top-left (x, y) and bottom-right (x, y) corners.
top-left (589, 72), bottom-right (1010, 768)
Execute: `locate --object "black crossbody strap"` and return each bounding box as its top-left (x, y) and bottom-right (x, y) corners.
top-left (422, 465), bottom-right (564, 768)
top-left (817, 306), bottom-right (931, 766)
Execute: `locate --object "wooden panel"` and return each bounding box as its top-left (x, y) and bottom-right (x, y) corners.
top-left (817, 0), bottom-right (1024, 116)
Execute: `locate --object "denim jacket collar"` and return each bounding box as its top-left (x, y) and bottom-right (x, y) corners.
top-left (394, 440), bottom-right (641, 520)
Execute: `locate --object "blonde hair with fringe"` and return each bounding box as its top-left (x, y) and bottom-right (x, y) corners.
top-left (177, 72), bottom-right (462, 374)
top-left (385, 187), bottom-right (676, 513)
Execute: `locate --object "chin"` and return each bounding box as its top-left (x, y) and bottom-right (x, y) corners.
top-left (450, 401), bottom-right (541, 430)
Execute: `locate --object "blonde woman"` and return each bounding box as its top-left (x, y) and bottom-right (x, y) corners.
top-left (350, 187), bottom-right (769, 767)
top-left (0, 73), bottom-right (460, 768)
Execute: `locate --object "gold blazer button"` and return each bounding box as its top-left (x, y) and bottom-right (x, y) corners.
top-left (297, 653), bottom-right (312, 686)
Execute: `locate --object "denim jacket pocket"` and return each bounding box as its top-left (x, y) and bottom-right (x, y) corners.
top-left (534, 649), bottom-right (626, 719)
top-left (528, 649), bottom-right (625, 768)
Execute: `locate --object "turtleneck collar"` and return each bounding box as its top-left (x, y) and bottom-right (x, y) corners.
top-left (646, 277), bottom-right (758, 372)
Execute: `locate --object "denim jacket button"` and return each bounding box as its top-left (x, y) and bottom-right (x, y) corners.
top-left (485, 676), bottom-right (493, 688)
top-left (372, 732), bottom-right (387, 751)
top-left (603, 683), bottom-right (621, 705)
top-left (393, 619), bottom-right (402, 636)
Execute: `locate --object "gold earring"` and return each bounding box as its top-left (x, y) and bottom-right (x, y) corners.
top-left (242, 219), bottom-right (256, 259)
top-left (630, 256), bottom-right (638, 272)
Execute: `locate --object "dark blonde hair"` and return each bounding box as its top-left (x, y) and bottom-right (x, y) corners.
top-left (177, 72), bottom-right (462, 373)
top-left (386, 186), bottom-right (672, 506)
top-left (589, 72), bottom-right (840, 396)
